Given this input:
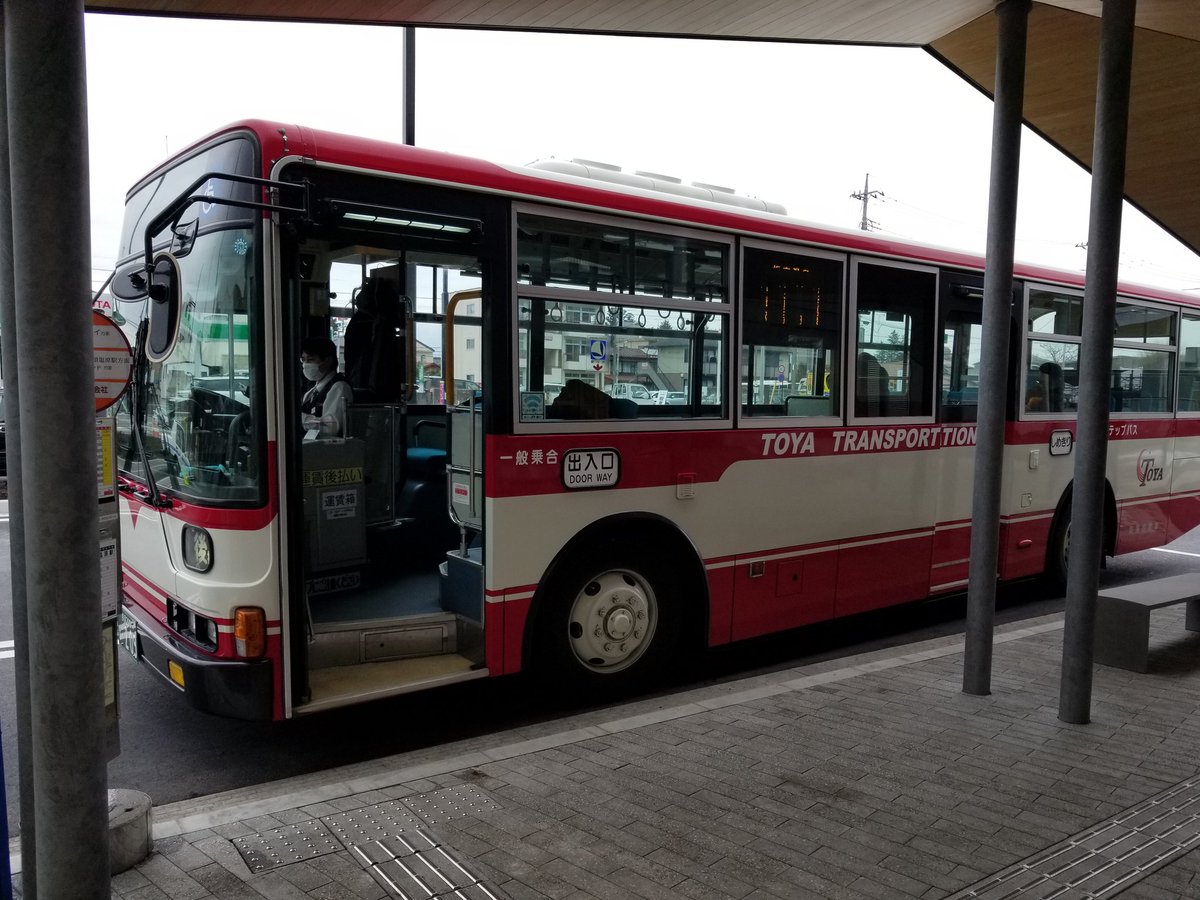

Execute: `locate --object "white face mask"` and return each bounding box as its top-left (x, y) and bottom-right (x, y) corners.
top-left (302, 363), bottom-right (322, 382)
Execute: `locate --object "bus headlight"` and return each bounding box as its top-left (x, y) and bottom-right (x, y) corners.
top-left (182, 526), bottom-right (214, 573)
top-left (234, 607), bottom-right (266, 658)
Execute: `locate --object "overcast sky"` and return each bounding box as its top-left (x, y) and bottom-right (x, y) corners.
top-left (84, 14), bottom-right (1200, 294)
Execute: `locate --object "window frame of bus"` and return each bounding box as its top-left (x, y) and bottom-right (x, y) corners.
top-left (1178, 312), bottom-right (1200, 415)
top-left (1022, 282), bottom-right (1082, 417)
top-left (112, 133), bottom-right (266, 508)
top-left (1110, 298), bottom-right (1176, 415)
top-left (511, 203), bottom-right (734, 431)
top-left (848, 256), bottom-right (939, 425)
top-left (739, 239), bottom-right (845, 427)
top-left (1022, 282), bottom-right (1179, 418)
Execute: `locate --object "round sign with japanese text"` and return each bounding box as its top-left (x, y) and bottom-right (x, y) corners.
top-left (93, 309), bottom-right (133, 412)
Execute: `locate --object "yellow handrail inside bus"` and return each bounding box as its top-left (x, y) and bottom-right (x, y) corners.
top-left (443, 288), bottom-right (483, 399)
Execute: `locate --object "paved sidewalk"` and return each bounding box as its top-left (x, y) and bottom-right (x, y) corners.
top-left (18, 607), bottom-right (1200, 899)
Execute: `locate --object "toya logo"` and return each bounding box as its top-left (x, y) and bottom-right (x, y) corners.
top-left (1136, 449), bottom-right (1165, 486)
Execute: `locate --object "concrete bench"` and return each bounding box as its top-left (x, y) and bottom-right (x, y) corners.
top-left (1094, 574), bottom-right (1200, 672)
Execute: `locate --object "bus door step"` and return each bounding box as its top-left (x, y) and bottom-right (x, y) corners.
top-left (308, 613), bottom-right (458, 668)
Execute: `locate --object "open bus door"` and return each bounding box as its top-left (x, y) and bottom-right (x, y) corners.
top-left (444, 289), bottom-right (485, 538)
top-left (284, 228), bottom-right (489, 716)
top-left (441, 288), bottom-right (487, 650)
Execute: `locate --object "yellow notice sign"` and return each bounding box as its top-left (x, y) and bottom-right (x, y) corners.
top-left (96, 418), bottom-right (116, 500)
top-left (302, 467), bottom-right (363, 487)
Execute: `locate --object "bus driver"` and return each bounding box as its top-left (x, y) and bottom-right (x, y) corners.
top-left (300, 336), bottom-right (351, 437)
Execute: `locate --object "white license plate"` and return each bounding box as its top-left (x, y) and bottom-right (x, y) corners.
top-left (117, 610), bottom-right (140, 659)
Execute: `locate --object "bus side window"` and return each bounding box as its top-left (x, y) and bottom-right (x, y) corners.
top-left (1179, 314), bottom-right (1200, 412)
top-left (740, 246), bottom-right (843, 418)
top-left (853, 261), bottom-right (936, 419)
top-left (939, 306), bottom-right (982, 423)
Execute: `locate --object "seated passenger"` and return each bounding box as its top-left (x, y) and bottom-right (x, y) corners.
top-left (1026, 362), bottom-right (1064, 413)
top-left (548, 379), bottom-right (612, 419)
top-left (300, 336), bottom-right (351, 436)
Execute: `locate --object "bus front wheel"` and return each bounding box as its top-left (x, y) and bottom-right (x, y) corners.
top-left (1046, 507), bottom-right (1071, 592)
top-left (536, 549), bottom-right (678, 696)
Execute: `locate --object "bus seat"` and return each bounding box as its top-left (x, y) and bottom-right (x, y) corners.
top-left (397, 419), bottom-right (456, 558)
top-left (345, 276), bottom-right (406, 402)
top-left (406, 447), bottom-right (447, 480)
top-left (610, 398), bottom-right (638, 419)
top-left (406, 419), bottom-right (448, 480)
top-left (1039, 362), bottom-right (1065, 412)
top-left (785, 395), bottom-right (831, 417)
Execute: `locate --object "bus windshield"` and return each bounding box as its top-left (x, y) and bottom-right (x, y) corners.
top-left (118, 225), bottom-right (262, 505)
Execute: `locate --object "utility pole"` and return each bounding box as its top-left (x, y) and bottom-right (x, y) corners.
top-left (404, 27), bottom-right (416, 146)
top-left (850, 173), bottom-right (884, 231)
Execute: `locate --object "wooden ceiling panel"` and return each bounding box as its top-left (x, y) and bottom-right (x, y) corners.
top-left (932, 3), bottom-right (1200, 255)
top-left (84, 0), bottom-right (993, 43)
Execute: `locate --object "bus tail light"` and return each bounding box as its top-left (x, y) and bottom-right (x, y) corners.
top-left (234, 607), bottom-right (266, 658)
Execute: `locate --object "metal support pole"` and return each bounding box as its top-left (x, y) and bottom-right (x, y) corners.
top-left (6, 0), bottom-right (110, 892)
top-left (404, 26), bottom-right (416, 146)
top-left (1059, 0), bottom-right (1137, 725)
top-left (963, 0), bottom-right (1030, 696)
top-left (0, 5), bottom-right (38, 896)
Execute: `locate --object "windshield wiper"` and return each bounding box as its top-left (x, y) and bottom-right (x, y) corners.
top-left (129, 318), bottom-right (171, 508)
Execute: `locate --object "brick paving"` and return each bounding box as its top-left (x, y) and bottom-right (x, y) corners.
top-left (15, 607), bottom-right (1200, 899)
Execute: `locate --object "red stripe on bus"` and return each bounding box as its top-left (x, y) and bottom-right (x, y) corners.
top-left (122, 443), bottom-right (279, 530)
top-left (489, 427), bottom-right (981, 497)
top-left (1006, 418), bottom-right (1200, 443)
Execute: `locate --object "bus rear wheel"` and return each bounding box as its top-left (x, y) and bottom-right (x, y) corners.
top-left (536, 549), bottom-right (678, 697)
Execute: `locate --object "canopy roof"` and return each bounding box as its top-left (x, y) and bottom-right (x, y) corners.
top-left (84, 0), bottom-right (1200, 256)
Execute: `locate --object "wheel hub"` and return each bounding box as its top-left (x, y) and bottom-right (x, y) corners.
top-left (568, 570), bottom-right (657, 673)
top-left (604, 606), bottom-right (634, 641)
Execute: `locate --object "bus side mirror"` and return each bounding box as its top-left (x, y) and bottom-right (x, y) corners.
top-left (111, 261), bottom-right (149, 300)
top-left (146, 251), bottom-right (182, 363)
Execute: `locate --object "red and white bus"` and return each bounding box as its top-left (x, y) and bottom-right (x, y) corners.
top-left (111, 120), bottom-right (1200, 720)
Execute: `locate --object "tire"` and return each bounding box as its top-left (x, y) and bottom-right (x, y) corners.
top-left (1046, 506), bottom-right (1071, 593)
top-left (535, 546), bottom-right (679, 698)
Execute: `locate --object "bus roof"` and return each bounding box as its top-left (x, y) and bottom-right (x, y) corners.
top-left (137, 118), bottom-right (1200, 309)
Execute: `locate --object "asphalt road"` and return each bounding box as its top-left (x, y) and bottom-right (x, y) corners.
top-left (1, 497), bottom-right (1198, 838)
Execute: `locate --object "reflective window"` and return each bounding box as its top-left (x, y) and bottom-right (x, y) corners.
top-left (518, 298), bottom-right (726, 421)
top-left (1026, 340), bottom-right (1079, 413)
top-left (117, 135), bottom-right (258, 262)
top-left (1115, 302), bottom-right (1174, 345)
top-left (1111, 302), bottom-right (1175, 412)
top-left (516, 212), bottom-right (729, 424)
top-left (1024, 285), bottom-right (1082, 415)
top-left (940, 304), bottom-right (982, 423)
top-left (1179, 315), bottom-right (1200, 412)
top-left (853, 262), bottom-right (936, 418)
top-left (517, 214), bottom-right (727, 302)
top-left (1025, 292), bottom-right (1179, 415)
top-left (1028, 288), bottom-right (1083, 337)
top-left (116, 227), bottom-right (262, 504)
top-left (741, 247), bottom-right (842, 417)
top-left (1111, 348), bottom-right (1173, 413)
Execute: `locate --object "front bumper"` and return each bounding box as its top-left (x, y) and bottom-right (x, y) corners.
top-left (121, 601), bottom-right (274, 721)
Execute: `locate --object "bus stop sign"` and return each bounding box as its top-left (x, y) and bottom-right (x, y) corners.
top-left (93, 309), bottom-right (133, 412)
